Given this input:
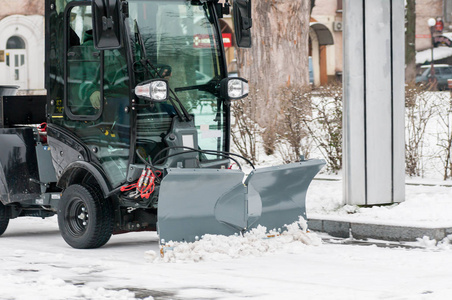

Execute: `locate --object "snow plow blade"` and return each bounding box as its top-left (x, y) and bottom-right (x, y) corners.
top-left (157, 159), bottom-right (325, 243)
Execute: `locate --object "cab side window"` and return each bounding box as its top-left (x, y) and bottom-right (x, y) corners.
top-left (65, 5), bottom-right (102, 119)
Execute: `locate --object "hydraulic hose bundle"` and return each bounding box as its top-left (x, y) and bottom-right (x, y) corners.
top-left (120, 167), bottom-right (162, 199)
top-left (120, 149), bottom-right (162, 199)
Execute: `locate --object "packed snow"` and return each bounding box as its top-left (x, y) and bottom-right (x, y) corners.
top-left (1, 175), bottom-right (452, 299)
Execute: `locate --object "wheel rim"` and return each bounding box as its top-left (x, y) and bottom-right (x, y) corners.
top-left (66, 198), bottom-right (89, 237)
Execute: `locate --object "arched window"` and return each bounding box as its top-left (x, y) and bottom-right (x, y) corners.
top-left (6, 36), bottom-right (26, 49)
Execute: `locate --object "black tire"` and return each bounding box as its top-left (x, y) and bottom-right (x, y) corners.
top-left (58, 184), bottom-right (113, 249)
top-left (0, 203), bottom-right (9, 236)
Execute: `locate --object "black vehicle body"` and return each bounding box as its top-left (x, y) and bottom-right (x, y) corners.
top-left (0, 0), bottom-right (324, 249)
top-left (0, 94), bottom-right (57, 221)
top-left (0, 0), bottom-right (255, 247)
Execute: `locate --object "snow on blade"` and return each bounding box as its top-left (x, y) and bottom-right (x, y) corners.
top-left (145, 217), bottom-right (321, 263)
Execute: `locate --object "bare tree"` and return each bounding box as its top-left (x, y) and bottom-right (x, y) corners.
top-left (236, 0), bottom-right (311, 154)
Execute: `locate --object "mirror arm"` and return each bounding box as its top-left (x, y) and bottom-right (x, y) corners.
top-left (241, 16), bottom-right (252, 30)
top-left (102, 16), bottom-right (114, 31)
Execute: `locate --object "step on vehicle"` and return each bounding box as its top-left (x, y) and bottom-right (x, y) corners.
top-left (0, 0), bottom-right (325, 249)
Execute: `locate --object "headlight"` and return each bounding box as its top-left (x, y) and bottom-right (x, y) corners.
top-left (220, 77), bottom-right (249, 101)
top-left (135, 79), bottom-right (169, 102)
top-left (228, 79), bottom-right (249, 99)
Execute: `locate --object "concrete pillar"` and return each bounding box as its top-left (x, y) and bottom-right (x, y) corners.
top-left (343, 0), bottom-right (405, 205)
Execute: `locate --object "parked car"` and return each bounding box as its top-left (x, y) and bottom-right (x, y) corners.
top-left (415, 64), bottom-right (452, 90)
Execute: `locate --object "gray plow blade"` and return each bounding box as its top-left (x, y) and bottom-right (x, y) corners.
top-left (157, 169), bottom-right (247, 243)
top-left (157, 159), bottom-right (325, 243)
top-left (245, 159), bottom-right (326, 232)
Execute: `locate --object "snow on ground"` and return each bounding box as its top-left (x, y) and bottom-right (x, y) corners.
top-left (307, 177), bottom-right (452, 228)
top-left (1, 207), bottom-right (452, 300)
top-left (1, 177), bottom-right (452, 299)
top-left (2, 89), bottom-right (452, 299)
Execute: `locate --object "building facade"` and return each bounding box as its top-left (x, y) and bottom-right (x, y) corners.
top-left (311, 0), bottom-right (452, 84)
top-left (0, 0), bottom-right (45, 93)
top-left (311, 0), bottom-right (342, 86)
top-left (416, 0), bottom-right (444, 51)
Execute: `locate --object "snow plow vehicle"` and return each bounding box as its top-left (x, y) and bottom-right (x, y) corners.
top-left (0, 0), bottom-right (325, 249)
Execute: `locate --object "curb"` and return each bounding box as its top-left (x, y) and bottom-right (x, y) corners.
top-left (308, 218), bottom-right (452, 242)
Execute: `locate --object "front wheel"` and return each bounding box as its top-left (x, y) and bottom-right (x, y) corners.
top-left (58, 184), bottom-right (113, 249)
top-left (0, 202), bottom-right (9, 236)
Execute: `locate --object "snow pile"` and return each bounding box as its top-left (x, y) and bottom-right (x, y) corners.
top-left (145, 217), bottom-right (321, 263)
top-left (0, 274), bottom-right (144, 300)
top-left (415, 235), bottom-right (452, 250)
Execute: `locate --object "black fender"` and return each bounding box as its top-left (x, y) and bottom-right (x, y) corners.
top-left (47, 124), bottom-right (111, 197)
top-left (58, 161), bottom-right (112, 198)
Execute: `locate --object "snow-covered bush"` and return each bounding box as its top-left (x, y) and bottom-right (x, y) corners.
top-left (230, 88), bottom-right (261, 165)
top-left (405, 85), bottom-right (452, 180)
top-left (405, 84), bottom-right (437, 177)
top-left (307, 84), bottom-right (343, 172)
top-left (431, 92), bottom-right (452, 180)
top-left (276, 85), bottom-right (313, 163)
top-left (231, 82), bottom-right (452, 180)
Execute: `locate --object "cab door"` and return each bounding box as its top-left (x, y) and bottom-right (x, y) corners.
top-left (61, 3), bottom-right (131, 188)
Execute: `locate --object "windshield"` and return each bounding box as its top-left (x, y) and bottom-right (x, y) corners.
top-left (127, 0), bottom-right (227, 161)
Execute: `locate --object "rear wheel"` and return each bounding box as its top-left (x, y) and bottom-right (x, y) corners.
top-left (58, 184), bottom-right (113, 249)
top-left (0, 203), bottom-right (9, 236)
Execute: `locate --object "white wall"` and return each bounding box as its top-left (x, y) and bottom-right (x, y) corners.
top-left (0, 15), bottom-right (44, 91)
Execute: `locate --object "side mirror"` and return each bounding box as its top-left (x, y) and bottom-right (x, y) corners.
top-left (220, 77), bottom-right (249, 101)
top-left (92, 0), bottom-right (122, 50)
top-left (135, 79), bottom-right (169, 102)
top-left (233, 0), bottom-right (252, 48)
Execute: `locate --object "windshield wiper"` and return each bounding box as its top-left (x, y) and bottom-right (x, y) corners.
top-left (134, 20), bottom-right (147, 59)
top-left (174, 80), bottom-right (220, 96)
